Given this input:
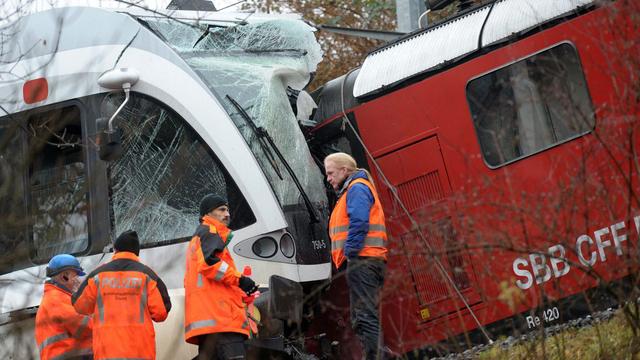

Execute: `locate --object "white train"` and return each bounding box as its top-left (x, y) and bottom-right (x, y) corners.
top-left (0, 5), bottom-right (330, 359)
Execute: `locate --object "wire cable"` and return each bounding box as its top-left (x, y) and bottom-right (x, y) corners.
top-left (418, 9), bottom-right (431, 29)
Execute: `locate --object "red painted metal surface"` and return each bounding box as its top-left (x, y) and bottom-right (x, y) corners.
top-left (310, 1), bottom-right (640, 356)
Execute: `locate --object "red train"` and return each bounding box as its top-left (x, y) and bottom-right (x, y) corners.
top-left (307, 0), bottom-right (640, 356)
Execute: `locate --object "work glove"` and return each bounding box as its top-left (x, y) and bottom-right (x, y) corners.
top-left (239, 275), bottom-right (259, 296)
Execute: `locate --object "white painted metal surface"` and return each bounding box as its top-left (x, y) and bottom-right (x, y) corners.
top-left (353, 0), bottom-right (595, 98)
top-left (0, 6), bottom-right (330, 359)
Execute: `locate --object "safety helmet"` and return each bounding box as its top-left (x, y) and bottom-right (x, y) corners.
top-left (46, 254), bottom-right (86, 277)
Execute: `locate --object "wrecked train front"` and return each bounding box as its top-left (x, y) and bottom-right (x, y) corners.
top-left (0, 6), bottom-right (329, 359)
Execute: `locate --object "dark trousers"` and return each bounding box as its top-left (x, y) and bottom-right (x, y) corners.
top-left (195, 332), bottom-right (247, 360)
top-left (347, 256), bottom-right (386, 360)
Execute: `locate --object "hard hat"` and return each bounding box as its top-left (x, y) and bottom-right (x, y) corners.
top-left (46, 254), bottom-right (85, 277)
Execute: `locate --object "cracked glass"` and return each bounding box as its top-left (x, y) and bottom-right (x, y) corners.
top-left (144, 17), bottom-right (328, 215)
top-left (105, 93), bottom-right (255, 246)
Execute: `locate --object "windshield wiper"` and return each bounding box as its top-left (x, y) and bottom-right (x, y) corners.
top-left (226, 95), bottom-right (320, 224)
top-left (193, 24), bottom-right (226, 48)
top-left (226, 98), bottom-right (283, 180)
top-left (193, 25), bottom-right (215, 48)
top-left (244, 49), bottom-right (308, 56)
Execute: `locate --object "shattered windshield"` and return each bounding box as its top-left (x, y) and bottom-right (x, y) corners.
top-left (104, 93), bottom-right (256, 244)
top-left (144, 17), bottom-right (327, 212)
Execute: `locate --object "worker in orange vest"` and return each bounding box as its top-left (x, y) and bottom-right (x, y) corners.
top-left (184, 194), bottom-right (259, 360)
top-left (324, 152), bottom-right (388, 360)
top-left (35, 254), bottom-right (93, 360)
top-left (72, 230), bottom-right (171, 360)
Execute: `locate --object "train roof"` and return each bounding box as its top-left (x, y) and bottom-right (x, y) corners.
top-left (0, 4), bottom-right (302, 64)
top-left (353, 0), bottom-right (596, 99)
top-left (1, 1), bottom-right (301, 24)
top-left (0, 5), bottom-right (313, 113)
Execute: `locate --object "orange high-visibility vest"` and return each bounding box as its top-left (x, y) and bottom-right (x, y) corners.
top-left (329, 177), bottom-right (388, 268)
top-left (72, 251), bottom-right (171, 360)
top-left (35, 282), bottom-right (93, 360)
top-left (184, 215), bottom-right (250, 345)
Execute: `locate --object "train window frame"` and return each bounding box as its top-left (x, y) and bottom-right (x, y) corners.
top-left (25, 101), bottom-right (92, 265)
top-left (0, 115), bottom-right (31, 275)
top-left (104, 92), bottom-right (256, 249)
top-left (465, 41), bottom-right (596, 169)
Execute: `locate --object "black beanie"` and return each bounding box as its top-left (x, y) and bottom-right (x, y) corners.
top-left (199, 194), bottom-right (228, 217)
top-left (114, 230), bottom-right (140, 255)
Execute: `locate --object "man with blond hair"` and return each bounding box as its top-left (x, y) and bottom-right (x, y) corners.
top-left (324, 152), bottom-right (388, 360)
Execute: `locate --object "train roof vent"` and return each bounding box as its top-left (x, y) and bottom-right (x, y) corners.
top-left (353, 0), bottom-right (595, 98)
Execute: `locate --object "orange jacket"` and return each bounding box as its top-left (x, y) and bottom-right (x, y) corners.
top-left (184, 215), bottom-right (250, 344)
top-left (35, 281), bottom-right (93, 360)
top-left (72, 251), bottom-right (171, 360)
top-left (329, 177), bottom-right (388, 268)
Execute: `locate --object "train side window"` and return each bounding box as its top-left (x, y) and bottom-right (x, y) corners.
top-left (466, 43), bottom-right (595, 167)
top-left (105, 93), bottom-right (256, 247)
top-left (0, 121), bottom-right (30, 274)
top-left (27, 106), bottom-right (90, 263)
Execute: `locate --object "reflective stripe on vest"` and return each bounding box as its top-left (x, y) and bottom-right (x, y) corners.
top-left (329, 177), bottom-right (388, 267)
top-left (73, 316), bottom-right (90, 338)
top-left (38, 333), bottom-right (69, 352)
top-left (197, 273), bottom-right (204, 287)
top-left (95, 276), bottom-right (105, 323)
top-left (331, 236), bottom-right (387, 251)
top-left (139, 275), bottom-right (148, 323)
top-left (214, 261), bottom-right (229, 281)
top-left (185, 319), bottom-right (217, 333)
top-left (50, 348), bottom-right (93, 360)
top-left (329, 224), bottom-right (387, 237)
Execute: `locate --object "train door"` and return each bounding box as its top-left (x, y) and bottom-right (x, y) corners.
top-left (0, 114), bottom-right (30, 278)
top-left (373, 134), bottom-right (481, 322)
top-left (0, 99), bottom-right (109, 359)
top-left (27, 101), bottom-right (112, 262)
top-left (0, 100), bottom-right (108, 285)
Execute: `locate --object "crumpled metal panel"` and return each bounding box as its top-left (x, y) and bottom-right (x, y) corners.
top-left (353, 0), bottom-right (595, 98)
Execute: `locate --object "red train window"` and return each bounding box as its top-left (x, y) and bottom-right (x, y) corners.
top-left (466, 43), bottom-right (595, 168)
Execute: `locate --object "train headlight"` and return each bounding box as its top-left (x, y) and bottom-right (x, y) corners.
top-left (252, 237), bottom-right (278, 258)
top-left (280, 233), bottom-right (295, 258)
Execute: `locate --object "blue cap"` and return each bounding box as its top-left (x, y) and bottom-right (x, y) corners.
top-left (46, 254), bottom-right (85, 277)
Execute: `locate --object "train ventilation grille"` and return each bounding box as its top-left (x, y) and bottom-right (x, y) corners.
top-left (396, 171), bottom-right (444, 212)
top-left (401, 220), bottom-right (472, 306)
